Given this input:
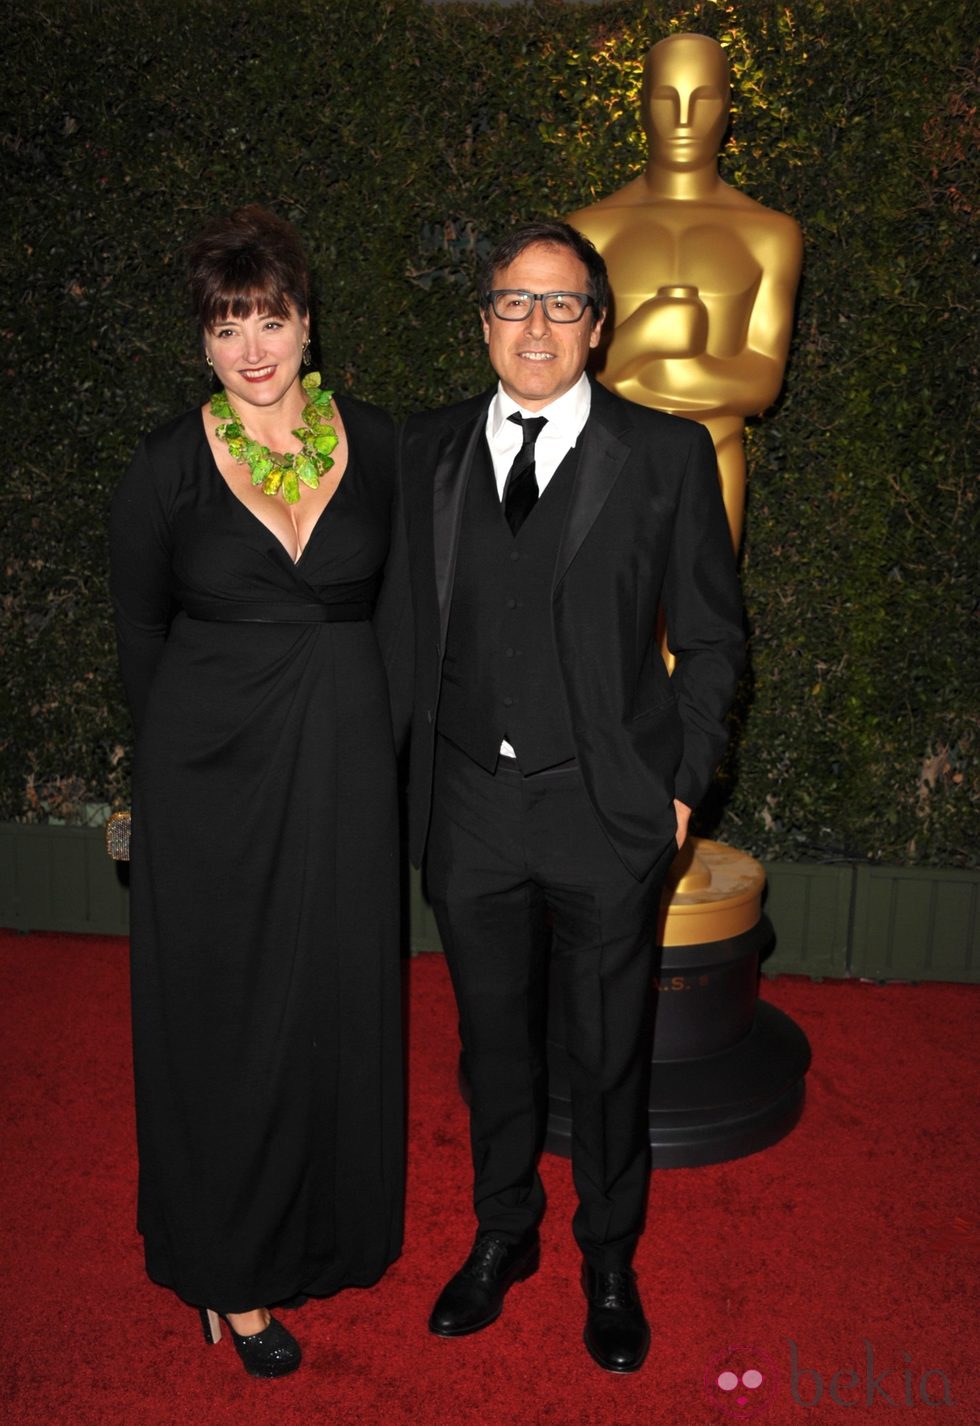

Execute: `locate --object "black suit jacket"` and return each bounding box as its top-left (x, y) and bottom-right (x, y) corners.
top-left (377, 378), bottom-right (745, 880)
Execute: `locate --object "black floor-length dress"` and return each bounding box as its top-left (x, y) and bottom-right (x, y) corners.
top-left (110, 397), bottom-right (404, 1314)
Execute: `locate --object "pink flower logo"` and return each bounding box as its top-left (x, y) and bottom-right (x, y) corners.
top-left (704, 1346), bottom-right (778, 1416)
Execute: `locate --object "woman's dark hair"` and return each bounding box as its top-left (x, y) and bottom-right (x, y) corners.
top-left (479, 220), bottom-right (610, 325)
top-left (187, 204), bottom-right (311, 331)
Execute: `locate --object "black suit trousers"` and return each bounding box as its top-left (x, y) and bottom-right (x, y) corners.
top-left (426, 735), bottom-right (674, 1271)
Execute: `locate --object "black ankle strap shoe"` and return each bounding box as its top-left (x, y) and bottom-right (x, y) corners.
top-left (200, 1308), bottom-right (302, 1378)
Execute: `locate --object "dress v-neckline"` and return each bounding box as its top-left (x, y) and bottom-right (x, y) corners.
top-left (199, 406), bottom-right (350, 567)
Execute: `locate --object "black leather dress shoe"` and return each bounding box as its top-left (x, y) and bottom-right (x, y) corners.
top-left (582, 1265), bottom-right (650, 1373)
top-left (428, 1231), bottom-right (540, 1336)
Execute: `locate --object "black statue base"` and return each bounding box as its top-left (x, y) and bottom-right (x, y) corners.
top-left (545, 915), bottom-right (812, 1168)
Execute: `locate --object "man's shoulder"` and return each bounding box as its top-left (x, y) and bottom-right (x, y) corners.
top-left (403, 388), bottom-right (493, 441)
top-left (588, 380), bottom-right (709, 449)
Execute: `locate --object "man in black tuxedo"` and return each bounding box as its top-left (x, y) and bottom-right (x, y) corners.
top-left (380, 221), bottom-right (744, 1372)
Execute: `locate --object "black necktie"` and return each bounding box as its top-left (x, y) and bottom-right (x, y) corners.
top-left (502, 413), bottom-right (547, 536)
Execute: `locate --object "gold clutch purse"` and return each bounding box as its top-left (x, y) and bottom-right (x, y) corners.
top-left (105, 810), bottom-right (132, 861)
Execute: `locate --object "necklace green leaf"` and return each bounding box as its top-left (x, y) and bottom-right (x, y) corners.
top-left (210, 371), bottom-right (338, 506)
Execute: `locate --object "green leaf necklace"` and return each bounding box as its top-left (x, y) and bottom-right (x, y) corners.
top-left (210, 370), bottom-right (339, 506)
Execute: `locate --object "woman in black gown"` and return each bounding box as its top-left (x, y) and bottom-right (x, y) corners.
top-left (110, 206), bottom-right (403, 1377)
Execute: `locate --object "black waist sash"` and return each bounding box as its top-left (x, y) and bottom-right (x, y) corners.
top-left (183, 598), bottom-right (373, 624)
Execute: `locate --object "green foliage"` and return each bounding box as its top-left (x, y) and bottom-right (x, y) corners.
top-left (1, 0), bottom-right (976, 864)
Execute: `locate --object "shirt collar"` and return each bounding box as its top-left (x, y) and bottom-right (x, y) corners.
top-left (489, 372), bottom-right (591, 444)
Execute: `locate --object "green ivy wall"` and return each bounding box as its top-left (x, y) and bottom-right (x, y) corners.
top-left (1, 0), bottom-right (976, 866)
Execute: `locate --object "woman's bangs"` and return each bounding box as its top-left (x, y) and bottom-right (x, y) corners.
top-left (203, 282), bottom-right (292, 331)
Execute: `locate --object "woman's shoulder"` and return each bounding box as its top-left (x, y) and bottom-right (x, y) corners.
top-left (116, 406), bottom-right (206, 510)
top-left (333, 391), bottom-right (398, 498)
top-left (333, 390), bottom-right (396, 440)
top-left (139, 405), bottom-right (207, 461)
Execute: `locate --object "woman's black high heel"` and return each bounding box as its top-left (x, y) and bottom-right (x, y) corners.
top-left (199, 1307), bottom-right (302, 1378)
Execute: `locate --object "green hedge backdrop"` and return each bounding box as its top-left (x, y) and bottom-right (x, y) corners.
top-left (1, 0), bottom-right (976, 866)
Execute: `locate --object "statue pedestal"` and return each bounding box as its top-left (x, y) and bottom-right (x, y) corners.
top-left (545, 838), bottom-right (812, 1167)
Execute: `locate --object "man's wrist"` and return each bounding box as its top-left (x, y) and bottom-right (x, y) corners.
top-left (673, 798), bottom-right (693, 849)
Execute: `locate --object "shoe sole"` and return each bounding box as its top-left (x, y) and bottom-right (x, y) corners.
top-left (428, 1245), bottom-right (540, 1337)
top-left (428, 1304), bottom-right (504, 1338)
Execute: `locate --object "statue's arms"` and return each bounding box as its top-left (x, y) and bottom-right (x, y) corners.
top-left (601, 214), bottom-right (803, 416)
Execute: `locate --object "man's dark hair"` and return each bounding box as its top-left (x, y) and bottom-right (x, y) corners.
top-left (479, 220), bottom-right (609, 325)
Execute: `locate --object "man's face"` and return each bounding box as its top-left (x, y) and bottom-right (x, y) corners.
top-left (481, 243), bottom-right (603, 411)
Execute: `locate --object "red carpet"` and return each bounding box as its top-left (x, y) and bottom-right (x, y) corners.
top-left (1, 929), bottom-right (977, 1425)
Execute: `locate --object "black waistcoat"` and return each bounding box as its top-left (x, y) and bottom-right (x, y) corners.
top-left (436, 434), bottom-right (579, 774)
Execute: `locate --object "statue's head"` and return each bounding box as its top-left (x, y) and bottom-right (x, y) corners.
top-left (641, 33), bottom-right (730, 171)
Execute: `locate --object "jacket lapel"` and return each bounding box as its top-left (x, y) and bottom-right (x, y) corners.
top-left (554, 382), bottom-right (631, 588)
top-left (431, 399), bottom-right (491, 648)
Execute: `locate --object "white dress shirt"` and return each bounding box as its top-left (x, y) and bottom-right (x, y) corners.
top-left (483, 373), bottom-right (592, 759)
top-left (484, 372), bottom-right (592, 498)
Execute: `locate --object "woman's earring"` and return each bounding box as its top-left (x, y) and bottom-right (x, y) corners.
top-left (205, 355), bottom-right (214, 370)
top-left (302, 341), bottom-right (311, 368)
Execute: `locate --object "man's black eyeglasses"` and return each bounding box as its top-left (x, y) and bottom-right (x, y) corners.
top-left (487, 290), bottom-right (594, 323)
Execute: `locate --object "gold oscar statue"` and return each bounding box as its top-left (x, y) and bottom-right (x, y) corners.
top-left (570, 32), bottom-right (802, 943)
